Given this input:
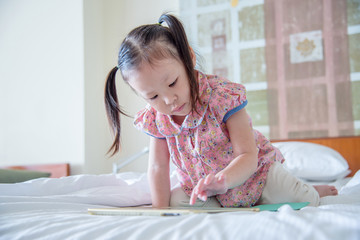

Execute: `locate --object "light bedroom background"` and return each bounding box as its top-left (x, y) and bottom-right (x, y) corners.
top-left (0, 0), bottom-right (179, 175)
top-left (0, 0), bottom-right (359, 175)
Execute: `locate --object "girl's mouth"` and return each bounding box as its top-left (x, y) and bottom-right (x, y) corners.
top-left (172, 103), bottom-right (185, 113)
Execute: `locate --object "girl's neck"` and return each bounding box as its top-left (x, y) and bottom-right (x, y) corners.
top-left (171, 115), bottom-right (186, 125)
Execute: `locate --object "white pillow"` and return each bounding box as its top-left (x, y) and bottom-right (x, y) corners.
top-left (272, 141), bottom-right (351, 182)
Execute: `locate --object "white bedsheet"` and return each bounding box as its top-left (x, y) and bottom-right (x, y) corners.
top-left (0, 171), bottom-right (359, 240)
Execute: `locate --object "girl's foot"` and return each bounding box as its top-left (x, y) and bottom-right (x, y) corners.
top-left (314, 185), bottom-right (338, 197)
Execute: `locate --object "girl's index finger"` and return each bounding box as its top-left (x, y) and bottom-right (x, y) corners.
top-left (197, 178), bottom-right (205, 191)
top-left (190, 178), bottom-right (205, 205)
top-left (204, 174), bottom-right (213, 185)
top-left (189, 192), bottom-right (197, 205)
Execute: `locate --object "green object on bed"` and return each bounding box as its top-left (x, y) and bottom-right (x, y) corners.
top-left (0, 169), bottom-right (51, 183)
top-left (252, 202), bottom-right (310, 211)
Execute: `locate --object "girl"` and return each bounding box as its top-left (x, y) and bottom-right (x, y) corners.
top-left (104, 13), bottom-right (337, 208)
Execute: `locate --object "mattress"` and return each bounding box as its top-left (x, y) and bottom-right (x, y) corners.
top-left (0, 171), bottom-right (359, 240)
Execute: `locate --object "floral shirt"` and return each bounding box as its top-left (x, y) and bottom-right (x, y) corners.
top-left (134, 72), bottom-right (284, 207)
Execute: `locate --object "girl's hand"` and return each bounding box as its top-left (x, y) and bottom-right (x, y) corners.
top-left (189, 173), bottom-right (228, 205)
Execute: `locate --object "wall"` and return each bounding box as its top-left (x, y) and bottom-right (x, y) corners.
top-left (0, 0), bottom-right (179, 174)
top-left (102, 0), bottom-right (180, 173)
top-left (0, 0), bottom-right (85, 174)
top-left (83, 0), bottom-right (112, 174)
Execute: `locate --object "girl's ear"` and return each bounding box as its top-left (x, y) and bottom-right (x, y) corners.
top-left (189, 47), bottom-right (196, 67)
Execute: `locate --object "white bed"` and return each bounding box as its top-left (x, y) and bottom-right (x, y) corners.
top-left (1, 137), bottom-right (360, 240)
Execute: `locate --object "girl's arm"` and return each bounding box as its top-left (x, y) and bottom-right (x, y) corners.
top-left (190, 108), bottom-right (258, 204)
top-left (147, 137), bottom-right (171, 208)
top-left (218, 107), bottom-right (258, 188)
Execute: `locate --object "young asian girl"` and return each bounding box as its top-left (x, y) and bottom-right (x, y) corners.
top-left (104, 13), bottom-right (337, 208)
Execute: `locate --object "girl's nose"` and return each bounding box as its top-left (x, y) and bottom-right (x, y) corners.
top-left (164, 93), bottom-right (176, 105)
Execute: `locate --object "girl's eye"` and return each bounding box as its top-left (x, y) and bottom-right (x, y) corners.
top-left (150, 95), bottom-right (158, 100)
top-left (169, 79), bottom-right (177, 87)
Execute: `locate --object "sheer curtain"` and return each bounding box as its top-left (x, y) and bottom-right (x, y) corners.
top-left (264, 0), bottom-right (354, 140)
top-left (180, 0), bottom-right (357, 140)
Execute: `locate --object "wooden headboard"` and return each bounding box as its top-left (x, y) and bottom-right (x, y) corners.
top-left (2, 163), bottom-right (70, 178)
top-left (272, 136), bottom-right (360, 177)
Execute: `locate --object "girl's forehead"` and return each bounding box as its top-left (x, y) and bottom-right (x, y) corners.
top-left (126, 58), bottom-right (184, 93)
top-left (130, 58), bottom-right (180, 77)
top-left (126, 59), bottom-right (172, 84)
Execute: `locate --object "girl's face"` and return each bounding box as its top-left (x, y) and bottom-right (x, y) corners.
top-left (127, 57), bottom-right (192, 119)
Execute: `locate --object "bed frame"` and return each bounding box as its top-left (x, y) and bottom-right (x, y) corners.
top-left (2, 163), bottom-right (70, 178)
top-left (272, 136), bottom-right (360, 177)
top-left (1, 136), bottom-right (359, 178)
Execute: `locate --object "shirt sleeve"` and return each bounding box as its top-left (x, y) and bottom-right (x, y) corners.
top-left (133, 106), bottom-right (165, 139)
top-left (210, 80), bottom-right (248, 123)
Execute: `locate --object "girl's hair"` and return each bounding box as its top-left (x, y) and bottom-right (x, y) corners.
top-left (104, 13), bottom-right (200, 155)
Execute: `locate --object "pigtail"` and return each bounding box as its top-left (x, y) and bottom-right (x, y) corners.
top-left (104, 66), bottom-right (130, 156)
top-left (158, 13), bottom-right (201, 112)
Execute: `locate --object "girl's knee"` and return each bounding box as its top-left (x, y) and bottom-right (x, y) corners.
top-left (170, 187), bottom-right (221, 207)
top-left (170, 187), bottom-right (189, 207)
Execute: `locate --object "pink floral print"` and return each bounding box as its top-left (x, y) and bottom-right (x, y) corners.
top-left (134, 72), bottom-right (284, 207)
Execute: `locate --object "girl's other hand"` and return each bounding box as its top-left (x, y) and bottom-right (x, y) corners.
top-left (189, 173), bottom-right (227, 205)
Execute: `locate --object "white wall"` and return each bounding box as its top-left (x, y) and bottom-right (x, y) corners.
top-left (102, 0), bottom-right (180, 173)
top-left (0, 0), bottom-right (179, 174)
top-left (83, 0), bottom-right (112, 174)
top-left (0, 0), bottom-right (85, 174)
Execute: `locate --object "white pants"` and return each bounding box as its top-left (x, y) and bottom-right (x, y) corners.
top-left (170, 162), bottom-right (320, 207)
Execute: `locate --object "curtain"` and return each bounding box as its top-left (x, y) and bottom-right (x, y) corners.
top-left (264, 0), bottom-right (354, 139)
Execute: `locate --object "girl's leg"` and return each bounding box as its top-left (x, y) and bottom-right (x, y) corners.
top-left (170, 185), bottom-right (221, 208)
top-left (258, 162), bottom-right (337, 206)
